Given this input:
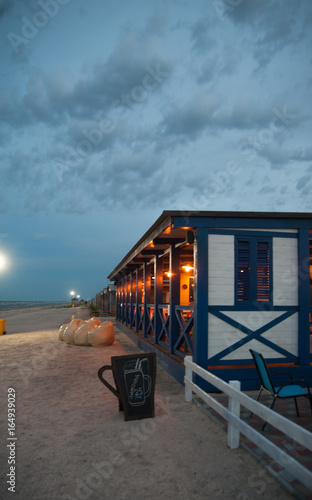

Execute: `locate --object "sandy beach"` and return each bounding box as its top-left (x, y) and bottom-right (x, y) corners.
top-left (0, 306), bottom-right (294, 499)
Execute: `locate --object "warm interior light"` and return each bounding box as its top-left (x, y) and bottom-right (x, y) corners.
top-left (182, 265), bottom-right (194, 273)
top-left (165, 272), bottom-right (172, 277)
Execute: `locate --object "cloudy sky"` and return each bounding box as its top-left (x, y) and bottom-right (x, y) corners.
top-left (0, 0), bottom-right (312, 301)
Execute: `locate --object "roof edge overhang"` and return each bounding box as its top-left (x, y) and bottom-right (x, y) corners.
top-left (107, 211), bottom-right (173, 281)
top-left (107, 209), bottom-right (312, 281)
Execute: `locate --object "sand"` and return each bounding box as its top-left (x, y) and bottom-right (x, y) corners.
top-left (0, 306), bottom-right (293, 500)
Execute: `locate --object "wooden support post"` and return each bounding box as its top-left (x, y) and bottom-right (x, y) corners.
top-left (124, 275), bottom-right (128, 325)
top-left (169, 244), bottom-right (180, 354)
top-left (136, 268), bottom-right (142, 333)
top-left (154, 255), bottom-right (163, 344)
top-left (116, 282), bottom-right (120, 320)
top-left (129, 272), bottom-right (133, 328)
top-left (121, 276), bottom-right (125, 323)
top-left (143, 262), bottom-right (151, 337)
top-left (193, 227), bottom-right (208, 368)
top-left (228, 380), bottom-right (241, 449)
top-left (298, 228), bottom-right (310, 367)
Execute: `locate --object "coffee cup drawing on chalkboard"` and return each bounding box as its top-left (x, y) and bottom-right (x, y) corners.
top-left (123, 358), bottom-right (151, 406)
top-left (98, 353), bottom-right (156, 420)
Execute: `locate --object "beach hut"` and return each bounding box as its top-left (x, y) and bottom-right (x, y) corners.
top-left (71, 297), bottom-right (78, 307)
top-left (107, 211), bottom-right (312, 390)
top-left (93, 286), bottom-right (117, 315)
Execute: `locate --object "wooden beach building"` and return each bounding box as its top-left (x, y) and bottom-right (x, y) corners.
top-left (95, 285), bottom-right (117, 315)
top-left (108, 211), bottom-right (312, 390)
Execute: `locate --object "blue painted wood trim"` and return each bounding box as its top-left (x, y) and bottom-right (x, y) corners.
top-left (143, 262), bottom-right (151, 338)
top-left (207, 310), bottom-right (297, 364)
top-left (121, 276), bottom-right (125, 323)
top-left (116, 321), bottom-right (184, 385)
top-left (169, 244), bottom-right (180, 355)
top-left (207, 357), bottom-right (292, 366)
top-left (129, 272), bottom-right (134, 327)
top-left (130, 303), bottom-right (136, 329)
top-left (146, 304), bottom-right (155, 338)
top-left (157, 305), bottom-right (170, 346)
top-left (206, 229), bottom-right (297, 238)
top-left (135, 268), bottom-right (142, 333)
top-left (173, 215), bottom-right (312, 230)
top-left (125, 275), bottom-right (129, 325)
top-left (138, 304), bottom-right (144, 332)
top-left (154, 255), bottom-right (163, 345)
top-left (194, 227), bottom-right (208, 367)
top-left (174, 307), bottom-right (194, 356)
top-left (208, 305), bottom-right (298, 311)
top-left (298, 228), bottom-right (310, 366)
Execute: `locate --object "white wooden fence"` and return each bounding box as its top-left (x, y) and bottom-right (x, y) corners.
top-left (184, 355), bottom-right (312, 491)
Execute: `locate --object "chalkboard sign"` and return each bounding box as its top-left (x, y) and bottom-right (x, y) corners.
top-left (98, 353), bottom-right (156, 421)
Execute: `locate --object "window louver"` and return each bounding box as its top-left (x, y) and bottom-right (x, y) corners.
top-left (237, 240), bottom-right (250, 301)
top-left (257, 241), bottom-right (270, 301)
top-left (236, 238), bottom-right (271, 303)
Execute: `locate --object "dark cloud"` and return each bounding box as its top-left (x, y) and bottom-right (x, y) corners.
top-left (158, 96), bottom-right (279, 150)
top-left (0, 0), bottom-right (11, 20)
top-left (2, 29), bottom-right (173, 129)
top-left (225, 0), bottom-right (311, 68)
top-left (1, 0), bottom-right (311, 219)
top-left (159, 92), bottom-right (222, 142)
top-left (290, 146), bottom-right (312, 163)
top-left (190, 17), bottom-right (214, 54)
top-left (296, 172), bottom-right (312, 196)
top-left (142, 12), bottom-right (167, 37)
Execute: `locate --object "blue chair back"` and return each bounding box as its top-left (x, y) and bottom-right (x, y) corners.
top-left (250, 349), bottom-right (275, 394)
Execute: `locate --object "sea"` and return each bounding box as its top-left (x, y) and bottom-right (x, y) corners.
top-left (0, 301), bottom-right (68, 311)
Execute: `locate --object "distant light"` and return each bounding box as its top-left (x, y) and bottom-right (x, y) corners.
top-left (70, 290), bottom-right (75, 296)
top-left (0, 253), bottom-right (8, 271)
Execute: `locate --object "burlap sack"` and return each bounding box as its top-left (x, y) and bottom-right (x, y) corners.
top-left (88, 321), bottom-right (114, 347)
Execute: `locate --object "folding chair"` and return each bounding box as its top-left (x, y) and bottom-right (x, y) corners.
top-left (250, 349), bottom-right (312, 430)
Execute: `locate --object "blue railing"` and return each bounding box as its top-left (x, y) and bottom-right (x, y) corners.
top-left (146, 304), bottom-right (155, 339)
top-left (157, 305), bottom-right (170, 348)
top-left (116, 301), bottom-right (194, 358)
top-left (174, 306), bottom-right (194, 357)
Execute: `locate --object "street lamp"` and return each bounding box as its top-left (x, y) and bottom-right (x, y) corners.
top-left (0, 253), bottom-right (8, 271)
top-left (70, 290), bottom-right (76, 308)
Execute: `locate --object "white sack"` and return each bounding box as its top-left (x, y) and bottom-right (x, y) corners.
top-left (63, 319), bottom-right (85, 344)
top-left (58, 324), bottom-right (68, 341)
top-left (88, 321), bottom-right (114, 347)
top-left (74, 323), bottom-right (94, 346)
top-left (88, 317), bottom-right (102, 327)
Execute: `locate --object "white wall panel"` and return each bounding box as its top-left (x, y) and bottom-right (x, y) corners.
top-left (208, 312), bottom-right (298, 360)
top-left (208, 234), bottom-right (234, 305)
top-left (273, 238), bottom-right (298, 306)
